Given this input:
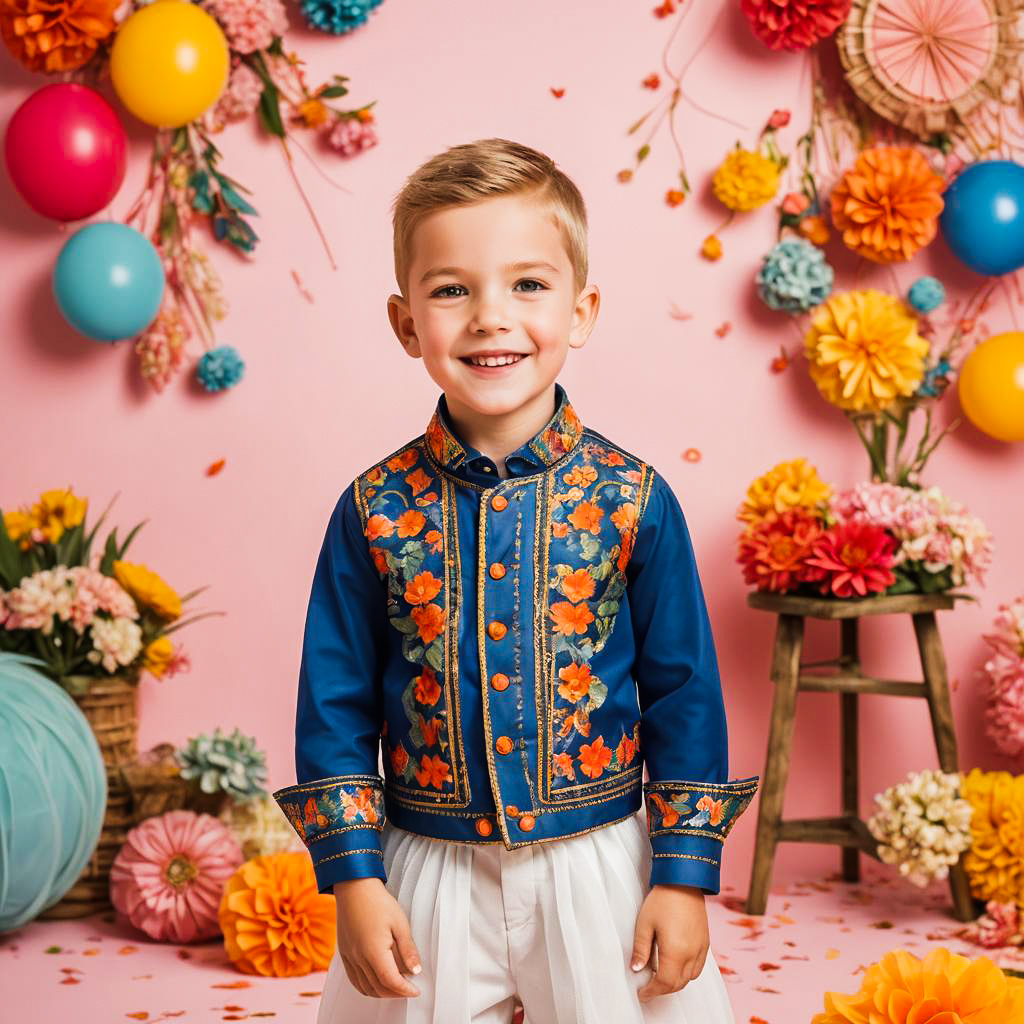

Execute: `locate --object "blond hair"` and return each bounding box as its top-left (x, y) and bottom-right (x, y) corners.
top-left (391, 138), bottom-right (588, 297)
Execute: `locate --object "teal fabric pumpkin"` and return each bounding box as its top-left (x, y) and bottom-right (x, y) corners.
top-left (0, 654), bottom-right (107, 931)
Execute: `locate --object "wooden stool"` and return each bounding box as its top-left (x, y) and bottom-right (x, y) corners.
top-left (744, 591), bottom-right (975, 922)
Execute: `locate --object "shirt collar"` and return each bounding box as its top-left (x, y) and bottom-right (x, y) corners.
top-left (424, 382), bottom-right (584, 480)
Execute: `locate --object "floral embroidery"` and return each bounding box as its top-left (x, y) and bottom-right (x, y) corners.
top-left (644, 776), bottom-right (760, 840)
top-left (274, 776), bottom-right (385, 847)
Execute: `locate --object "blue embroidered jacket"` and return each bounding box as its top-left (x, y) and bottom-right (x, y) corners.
top-left (273, 383), bottom-right (758, 897)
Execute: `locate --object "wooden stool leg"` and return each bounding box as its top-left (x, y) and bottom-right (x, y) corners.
top-left (746, 613), bottom-right (804, 916)
top-left (840, 618), bottom-right (860, 882)
top-left (912, 611), bottom-right (976, 923)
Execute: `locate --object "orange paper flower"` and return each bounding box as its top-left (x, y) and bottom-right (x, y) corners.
top-left (0, 0), bottom-right (118, 72)
top-left (830, 146), bottom-right (944, 263)
top-left (219, 852), bottom-right (336, 977)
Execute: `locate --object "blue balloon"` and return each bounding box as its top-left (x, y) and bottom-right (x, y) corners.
top-left (939, 160), bottom-right (1024, 276)
top-left (53, 222), bottom-right (164, 341)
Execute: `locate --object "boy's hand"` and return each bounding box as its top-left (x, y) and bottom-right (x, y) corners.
top-left (333, 877), bottom-right (422, 999)
top-left (630, 884), bottom-right (710, 1003)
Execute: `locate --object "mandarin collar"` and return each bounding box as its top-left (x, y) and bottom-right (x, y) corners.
top-left (424, 383), bottom-right (584, 480)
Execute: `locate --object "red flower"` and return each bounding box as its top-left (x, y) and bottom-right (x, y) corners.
top-left (740, 0), bottom-right (852, 51)
top-left (805, 520), bottom-right (897, 598)
top-left (737, 508), bottom-right (827, 593)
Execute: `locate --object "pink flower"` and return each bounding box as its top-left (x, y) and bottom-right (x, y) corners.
top-left (204, 0), bottom-right (287, 54)
top-left (960, 901), bottom-right (1023, 949)
top-left (134, 307), bottom-right (190, 394)
top-left (805, 520), bottom-right (897, 598)
top-left (741, 0), bottom-right (853, 51)
top-left (767, 108), bottom-right (790, 129)
top-left (782, 191), bottom-right (810, 216)
top-left (325, 116), bottom-right (378, 157)
top-left (206, 63), bottom-right (263, 133)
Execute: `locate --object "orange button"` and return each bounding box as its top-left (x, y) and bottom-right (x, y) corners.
top-left (495, 735), bottom-right (514, 755)
top-left (475, 817), bottom-right (493, 837)
top-left (490, 672), bottom-right (510, 691)
top-left (491, 494), bottom-right (508, 511)
top-left (504, 804), bottom-right (519, 817)
top-left (487, 620), bottom-right (507, 641)
top-left (518, 814), bottom-right (536, 832)
top-left (489, 562), bottom-right (506, 580)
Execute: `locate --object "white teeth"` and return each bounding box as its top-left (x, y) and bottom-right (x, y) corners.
top-left (469, 354), bottom-right (523, 367)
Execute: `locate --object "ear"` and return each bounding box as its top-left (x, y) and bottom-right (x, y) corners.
top-left (387, 293), bottom-right (422, 357)
top-left (568, 283), bottom-right (600, 350)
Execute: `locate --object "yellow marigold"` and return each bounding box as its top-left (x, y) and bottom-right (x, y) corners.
top-left (3, 508), bottom-right (37, 550)
top-left (112, 561), bottom-right (182, 621)
top-left (712, 147), bottom-right (780, 212)
top-left (962, 768), bottom-right (1024, 909)
top-left (830, 145), bottom-right (944, 263)
top-left (812, 946), bottom-right (1024, 1024)
top-left (737, 458), bottom-right (831, 529)
top-left (0, 0), bottom-right (118, 72)
top-left (32, 488), bottom-right (87, 544)
top-left (804, 289), bottom-right (929, 413)
top-left (143, 635), bottom-right (174, 678)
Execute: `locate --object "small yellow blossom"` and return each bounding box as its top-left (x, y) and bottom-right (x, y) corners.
top-left (712, 147), bottom-right (780, 212)
top-left (701, 235), bottom-right (723, 261)
top-left (113, 561), bottom-right (183, 621)
top-left (143, 635), bottom-right (174, 678)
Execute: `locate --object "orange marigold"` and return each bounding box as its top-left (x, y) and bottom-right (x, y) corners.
top-left (1, 0), bottom-right (118, 72)
top-left (830, 146), bottom-right (944, 263)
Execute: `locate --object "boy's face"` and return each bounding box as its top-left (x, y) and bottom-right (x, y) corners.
top-left (387, 193), bottom-right (599, 424)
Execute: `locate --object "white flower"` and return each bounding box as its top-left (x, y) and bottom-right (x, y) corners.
top-left (86, 616), bottom-right (143, 673)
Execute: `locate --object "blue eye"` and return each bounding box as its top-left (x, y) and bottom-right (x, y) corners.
top-left (515, 279), bottom-right (546, 292)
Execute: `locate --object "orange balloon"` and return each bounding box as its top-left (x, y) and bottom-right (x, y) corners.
top-left (957, 332), bottom-right (1024, 442)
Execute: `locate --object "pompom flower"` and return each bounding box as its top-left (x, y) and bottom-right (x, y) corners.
top-left (737, 507), bottom-right (828, 593)
top-left (811, 946), bottom-right (1024, 1024)
top-left (830, 146), bottom-right (945, 263)
top-left (983, 598), bottom-right (1024, 759)
top-left (866, 768), bottom-right (973, 887)
top-left (219, 852), bottom-right (336, 976)
top-left (804, 519), bottom-right (897, 598)
top-left (741, 0), bottom-right (852, 52)
top-left (134, 305), bottom-right (191, 394)
top-left (908, 276), bottom-right (946, 314)
top-left (0, 0), bottom-right (118, 72)
top-left (298, 0), bottom-right (381, 35)
top-left (804, 290), bottom-right (929, 413)
top-left (325, 115), bottom-right (379, 156)
top-left (203, 0), bottom-right (287, 53)
top-left (206, 63), bottom-right (263, 133)
top-left (197, 345), bottom-right (245, 392)
top-left (712, 147), bottom-right (781, 212)
top-left (961, 768), bottom-right (1024, 910)
top-left (737, 457), bottom-right (832, 530)
top-left (756, 238), bottom-right (834, 314)
top-left (110, 810), bottom-right (244, 944)
top-left (112, 561), bottom-right (182, 621)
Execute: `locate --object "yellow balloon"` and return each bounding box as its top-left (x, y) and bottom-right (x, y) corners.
top-left (957, 331), bottom-right (1024, 442)
top-left (110, 0), bottom-right (229, 128)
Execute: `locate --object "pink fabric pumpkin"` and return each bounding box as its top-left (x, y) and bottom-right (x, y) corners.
top-left (110, 809), bottom-right (244, 943)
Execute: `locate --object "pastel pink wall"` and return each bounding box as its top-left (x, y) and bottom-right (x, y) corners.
top-left (2, 1), bottom-right (1022, 897)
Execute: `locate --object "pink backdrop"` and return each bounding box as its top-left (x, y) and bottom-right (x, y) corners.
top-left (2, 0), bottom-right (1022, 896)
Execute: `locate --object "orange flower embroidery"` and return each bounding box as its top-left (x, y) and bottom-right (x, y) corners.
top-left (411, 603), bottom-right (445, 644)
top-left (424, 529), bottom-right (442, 553)
top-left (557, 661), bottom-right (593, 703)
top-left (406, 468), bottom-right (432, 495)
top-left (617, 734), bottom-right (637, 767)
top-left (549, 601), bottom-right (595, 636)
top-left (561, 568), bottom-right (596, 602)
top-left (414, 490), bottom-right (439, 508)
top-left (611, 502), bottom-right (636, 534)
top-left (553, 752), bottom-right (576, 780)
top-left (396, 509), bottom-right (426, 537)
top-left (415, 754), bottom-right (450, 790)
top-left (369, 546), bottom-right (389, 575)
top-left (696, 794), bottom-right (725, 826)
top-left (602, 451), bottom-right (626, 467)
top-left (387, 450), bottom-right (419, 472)
top-left (353, 786), bottom-right (379, 823)
top-left (552, 521), bottom-right (569, 538)
top-left (568, 501), bottom-right (604, 533)
top-left (390, 743), bottom-right (409, 775)
top-left (365, 466), bottom-right (386, 488)
top-left (405, 571), bottom-right (441, 605)
top-left (562, 465), bottom-right (598, 488)
top-left (648, 791), bottom-right (679, 827)
top-left (418, 713), bottom-right (442, 748)
top-left (579, 736), bottom-right (612, 779)
top-left (365, 514), bottom-right (394, 540)
top-left (414, 666), bottom-right (441, 705)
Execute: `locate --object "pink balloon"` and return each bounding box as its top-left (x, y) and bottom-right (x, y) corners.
top-left (4, 83), bottom-right (127, 222)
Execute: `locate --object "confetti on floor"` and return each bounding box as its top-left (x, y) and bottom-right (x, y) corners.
top-left (2, 861), bottom-right (1018, 1023)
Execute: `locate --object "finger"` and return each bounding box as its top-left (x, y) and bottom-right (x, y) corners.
top-left (392, 919), bottom-right (423, 977)
top-left (630, 918), bottom-right (655, 972)
top-left (343, 956), bottom-right (372, 997)
top-left (639, 946), bottom-right (684, 1001)
top-left (368, 946), bottom-right (420, 998)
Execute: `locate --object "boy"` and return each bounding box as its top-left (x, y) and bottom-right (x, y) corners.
top-left (274, 138), bottom-right (757, 1022)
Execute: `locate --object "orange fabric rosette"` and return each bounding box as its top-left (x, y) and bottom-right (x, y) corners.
top-left (0, 0), bottom-right (118, 72)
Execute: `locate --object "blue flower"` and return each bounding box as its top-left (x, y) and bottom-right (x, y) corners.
top-left (907, 276), bottom-right (945, 314)
top-left (756, 238), bottom-right (834, 314)
top-left (298, 0), bottom-right (383, 34)
top-left (916, 357), bottom-right (952, 397)
top-left (197, 346), bottom-right (245, 393)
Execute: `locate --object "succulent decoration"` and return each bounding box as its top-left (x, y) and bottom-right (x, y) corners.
top-left (177, 727), bottom-right (268, 803)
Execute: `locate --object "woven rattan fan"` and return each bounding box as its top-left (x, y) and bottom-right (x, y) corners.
top-left (838, 0), bottom-right (1023, 139)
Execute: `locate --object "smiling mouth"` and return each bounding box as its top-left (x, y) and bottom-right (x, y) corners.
top-left (460, 353), bottom-right (529, 368)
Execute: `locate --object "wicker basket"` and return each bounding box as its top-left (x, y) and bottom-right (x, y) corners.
top-left (38, 672), bottom-right (140, 919)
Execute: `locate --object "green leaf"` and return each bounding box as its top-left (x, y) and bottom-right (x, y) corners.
top-left (257, 85), bottom-right (285, 138)
top-left (585, 680), bottom-right (608, 712)
top-left (596, 600), bottom-right (619, 617)
top-left (0, 512), bottom-right (25, 589)
top-left (424, 641), bottom-right (442, 672)
top-left (636, 143), bottom-right (650, 163)
top-left (117, 520), bottom-right (147, 560)
top-left (218, 181), bottom-right (259, 217)
top-left (388, 614), bottom-right (420, 635)
top-left (319, 85), bottom-right (349, 99)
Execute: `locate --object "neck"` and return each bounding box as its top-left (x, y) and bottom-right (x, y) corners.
top-left (444, 386), bottom-right (557, 473)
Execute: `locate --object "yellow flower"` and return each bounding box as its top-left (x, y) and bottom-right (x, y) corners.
top-left (3, 508), bottom-right (38, 550)
top-left (297, 98), bottom-right (329, 128)
top-left (32, 488), bottom-right (87, 544)
top-left (143, 635), bottom-right (174, 678)
top-left (701, 235), bottom-right (723, 261)
top-left (804, 289), bottom-right (929, 413)
top-left (737, 458), bottom-right (831, 529)
top-left (812, 946), bottom-right (1024, 1024)
top-left (962, 768), bottom-right (1024, 909)
top-left (112, 561), bottom-right (182, 621)
top-left (712, 147), bottom-right (780, 212)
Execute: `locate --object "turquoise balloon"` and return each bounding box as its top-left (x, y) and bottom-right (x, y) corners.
top-left (53, 222), bottom-right (164, 341)
top-left (0, 654), bottom-right (107, 931)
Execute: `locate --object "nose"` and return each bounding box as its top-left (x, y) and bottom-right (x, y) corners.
top-left (469, 291), bottom-right (512, 335)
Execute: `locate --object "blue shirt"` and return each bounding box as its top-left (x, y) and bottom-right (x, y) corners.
top-left (274, 383), bottom-right (758, 895)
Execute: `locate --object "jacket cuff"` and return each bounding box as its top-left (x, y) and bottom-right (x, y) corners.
top-left (644, 775), bottom-right (759, 894)
top-left (273, 774), bottom-right (387, 894)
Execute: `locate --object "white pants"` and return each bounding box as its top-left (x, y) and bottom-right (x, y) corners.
top-left (316, 809), bottom-right (736, 1024)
